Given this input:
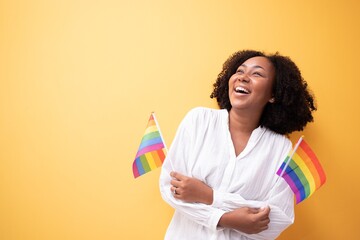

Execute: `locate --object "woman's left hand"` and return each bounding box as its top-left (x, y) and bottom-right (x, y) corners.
top-left (170, 171), bottom-right (213, 205)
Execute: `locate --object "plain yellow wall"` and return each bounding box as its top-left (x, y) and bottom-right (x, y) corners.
top-left (1, 0), bottom-right (360, 239)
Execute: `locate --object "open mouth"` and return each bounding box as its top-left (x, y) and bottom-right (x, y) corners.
top-left (235, 86), bottom-right (250, 94)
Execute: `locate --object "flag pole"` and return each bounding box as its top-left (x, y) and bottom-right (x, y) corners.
top-left (266, 136), bottom-right (304, 204)
top-left (151, 112), bottom-right (174, 171)
top-left (277, 136), bottom-right (304, 179)
top-left (151, 112), bottom-right (168, 151)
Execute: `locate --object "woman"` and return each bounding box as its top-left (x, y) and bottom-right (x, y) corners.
top-left (159, 50), bottom-right (316, 240)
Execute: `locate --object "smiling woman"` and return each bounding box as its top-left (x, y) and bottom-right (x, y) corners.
top-left (159, 50), bottom-right (317, 240)
top-left (211, 50), bottom-right (316, 135)
top-left (228, 57), bottom-right (275, 126)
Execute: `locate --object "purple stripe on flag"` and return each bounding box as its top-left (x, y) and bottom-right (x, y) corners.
top-left (133, 159), bottom-right (140, 178)
top-left (282, 173), bottom-right (301, 203)
top-left (135, 143), bottom-right (164, 158)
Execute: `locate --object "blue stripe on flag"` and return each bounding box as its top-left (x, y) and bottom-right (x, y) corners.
top-left (138, 137), bottom-right (163, 151)
top-left (135, 157), bottom-right (145, 176)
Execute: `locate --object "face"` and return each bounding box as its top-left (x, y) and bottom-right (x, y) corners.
top-left (228, 56), bottom-right (275, 112)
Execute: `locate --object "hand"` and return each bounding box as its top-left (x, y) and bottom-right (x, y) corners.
top-left (218, 206), bottom-right (270, 234)
top-left (170, 171), bottom-right (213, 204)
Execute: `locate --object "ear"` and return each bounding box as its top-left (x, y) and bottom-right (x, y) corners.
top-left (269, 97), bottom-right (275, 103)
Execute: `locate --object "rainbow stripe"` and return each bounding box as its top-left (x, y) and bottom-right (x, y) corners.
top-left (277, 139), bottom-right (326, 204)
top-left (132, 113), bottom-right (167, 178)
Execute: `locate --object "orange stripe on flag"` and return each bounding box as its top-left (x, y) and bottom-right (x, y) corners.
top-left (296, 146), bottom-right (320, 188)
top-left (151, 150), bottom-right (163, 167)
top-left (300, 141), bottom-right (327, 186)
top-left (148, 119), bottom-right (156, 126)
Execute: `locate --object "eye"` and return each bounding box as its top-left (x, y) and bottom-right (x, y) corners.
top-left (236, 69), bottom-right (244, 74)
top-left (253, 72), bottom-right (264, 77)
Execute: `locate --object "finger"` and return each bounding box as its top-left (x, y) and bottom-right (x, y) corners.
top-left (260, 224), bottom-right (269, 231)
top-left (262, 206), bottom-right (270, 215)
top-left (253, 208), bottom-right (270, 223)
top-left (170, 171), bottom-right (178, 179)
top-left (257, 206), bottom-right (270, 217)
top-left (259, 215), bottom-right (270, 224)
top-left (260, 219), bottom-right (270, 229)
top-left (170, 179), bottom-right (181, 187)
top-left (248, 207), bottom-right (260, 214)
top-left (170, 171), bottom-right (185, 180)
top-left (170, 186), bottom-right (179, 195)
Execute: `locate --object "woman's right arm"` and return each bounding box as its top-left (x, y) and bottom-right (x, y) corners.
top-left (160, 159), bottom-right (226, 231)
top-left (159, 110), bottom-right (225, 231)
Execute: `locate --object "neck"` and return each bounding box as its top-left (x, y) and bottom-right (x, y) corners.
top-left (228, 108), bottom-right (262, 134)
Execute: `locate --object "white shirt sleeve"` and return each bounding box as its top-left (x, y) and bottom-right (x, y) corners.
top-left (159, 112), bottom-right (226, 231)
top-left (212, 180), bottom-right (294, 240)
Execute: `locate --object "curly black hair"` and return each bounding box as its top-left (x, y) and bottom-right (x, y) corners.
top-left (210, 50), bottom-right (316, 135)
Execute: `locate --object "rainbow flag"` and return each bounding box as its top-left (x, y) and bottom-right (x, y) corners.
top-left (277, 137), bottom-right (326, 204)
top-left (132, 113), bottom-right (167, 178)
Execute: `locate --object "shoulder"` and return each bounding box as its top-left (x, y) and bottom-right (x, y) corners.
top-left (262, 128), bottom-right (292, 152)
top-left (257, 128), bottom-right (293, 167)
top-left (185, 107), bottom-right (226, 120)
top-left (182, 107), bottom-right (226, 125)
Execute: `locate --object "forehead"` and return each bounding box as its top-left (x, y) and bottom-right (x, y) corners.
top-left (240, 56), bottom-right (274, 70)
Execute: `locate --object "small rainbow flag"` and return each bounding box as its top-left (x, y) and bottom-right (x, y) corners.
top-left (132, 113), bottom-right (167, 178)
top-left (276, 136), bottom-right (326, 204)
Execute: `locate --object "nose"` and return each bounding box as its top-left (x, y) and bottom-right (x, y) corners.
top-left (238, 74), bottom-right (250, 83)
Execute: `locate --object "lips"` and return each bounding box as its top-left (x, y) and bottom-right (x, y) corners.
top-left (234, 86), bottom-right (251, 94)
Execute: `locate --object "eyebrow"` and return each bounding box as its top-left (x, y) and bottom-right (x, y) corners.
top-left (240, 64), bottom-right (265, 70)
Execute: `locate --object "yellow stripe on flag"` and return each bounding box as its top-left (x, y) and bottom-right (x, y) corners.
top-left (145, 152), bottom-right (157, 170)
top-left (144, 125), bottom-right (158, 134)
top-left (293, 152), bottom-right (316, 195)
top-left (297, 145), bottom-right (321, 188)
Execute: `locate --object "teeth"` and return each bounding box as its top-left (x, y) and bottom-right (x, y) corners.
top-left (235, 86), bottom-right (250, 94)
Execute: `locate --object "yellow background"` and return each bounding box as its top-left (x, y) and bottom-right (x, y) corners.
top-left (1, 0), bottom-right (359, 239)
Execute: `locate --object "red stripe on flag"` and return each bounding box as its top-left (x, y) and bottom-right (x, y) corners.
top-left (300, 141), bottom-right (327, 185)
top-left (158, 149), bottom-right (166, 163)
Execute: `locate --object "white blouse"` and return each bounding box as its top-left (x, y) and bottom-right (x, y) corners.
top-left (159, 107), bottom-right (294, 240)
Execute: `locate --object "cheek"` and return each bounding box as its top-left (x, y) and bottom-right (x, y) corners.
top-left (255, 81), bottom-right (273, 98)
top-left (228, 76), bottom-right (236, 88)
top-left (228, 78), bottom-right (236, 93)
top-left (265, 84), bottom-right (274, 99)
top-left (227, 80), bottom-right (232, 91)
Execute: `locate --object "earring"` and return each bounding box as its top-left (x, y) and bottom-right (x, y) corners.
top-left (269, 98), bottom-right (275, 103)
